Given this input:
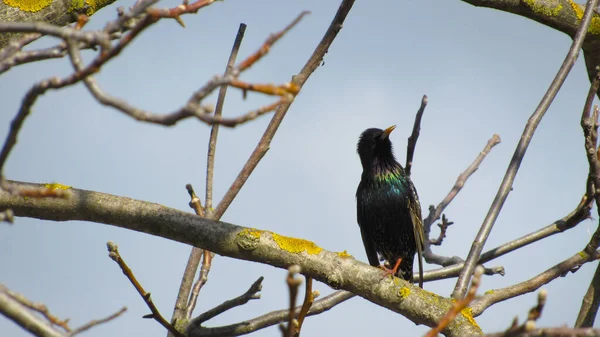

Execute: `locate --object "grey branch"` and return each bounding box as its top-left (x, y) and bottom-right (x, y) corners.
top-left (452, 0), bottom-right (599, 299)
top-left (425, 197), bottom-right (591, 281)
top-left (0, 180), bottom-right (482, 337)
top-left (189, 277), bottom-right (263, 327)
top-left (423, 134), bottom-right (501, 267)
top-left (470, 249), bottom-right (600, 316)
top-left (187, 291), bottom-right (355, 337)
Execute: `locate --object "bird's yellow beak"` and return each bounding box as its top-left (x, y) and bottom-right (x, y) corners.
top-left (382, 125), bottom-right (396, 138)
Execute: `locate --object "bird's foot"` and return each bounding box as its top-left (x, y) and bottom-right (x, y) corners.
top-left (378, 258), bottom-right (402, 281)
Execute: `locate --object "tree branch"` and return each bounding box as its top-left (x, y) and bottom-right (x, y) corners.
top-left (0, 181), bottom-right (482, 336)
top-left (452, 0), bottom-right (599, 299)
top-left (423, 134), bottom-right (501, 267)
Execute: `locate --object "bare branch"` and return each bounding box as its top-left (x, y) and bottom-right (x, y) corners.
top-left (425, 266), bottom-right (484, 337)
top-left (188, 277), bottom-right (263, 327)
top-left (575, 261), bottom-right (600, 327)
top-left (185, 251), bottom-right (213, 320)
top-left (0, 284), bottom-right (71, 333)
top-left (426, 196), bottom-right (592, 281)
top-left (0, 284), bottom-right (68, 337)
top-left (2, 181), bottom-right (482, 336)
top-left (212, 0), bottom-right (355, 220)
top-left (405, 94), bottom-right (428, 177)
top-left (423, 134), bottom-right (501, 266)
top-left (205, 22), bottom-right (247, 212)
top-left (106, 241), bottom-right (185, 337)
top-left (68, 307), bottom-right (127, 337)
top-left (187, 291), bottom-right (353, 337)
top-left (452, 0), bottom-right (599, 299)
top-left (429, 214), bottom-right (454, 246)
top-left (483, 327), bottom-right (600, 337)
top-left (295, 276), bottom-right (315, 337)
top-left (470, 249), bottom-right (600, 316)
top-left (236, 11), bottom-right (311, 74)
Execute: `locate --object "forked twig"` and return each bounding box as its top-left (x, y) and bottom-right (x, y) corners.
top-left (106, 242), bottom-right (185, 337)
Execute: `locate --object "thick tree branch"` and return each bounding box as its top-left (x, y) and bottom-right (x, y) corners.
top-left (575, 261), bottom-right (600, 327)
top-left (453, 0), bottom-right (599, 299)
top-left (0, 181), bottom-right (482, 337)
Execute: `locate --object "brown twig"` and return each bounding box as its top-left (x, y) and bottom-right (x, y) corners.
top-left (282, 266), bottom-right (302, 337)
top-left (294, 277), bottom-right (315, 337)
top-left (429, 214), bottom-right (454, 246)
top-left (453, 0), bottom-right (599, 299)
top-left (106, 241), bottom-right (185, 337)
top-left (236, 11), bottom-right (310, 73)
top-left (424, 266), bottom-right (484, 337)
top-left (405, 94), bottom-right (428, 177)
top-left (212, 0), bottom-right (355, 220)
top-left (499, 290), bottom-right (547, 337)
top-left (188, 276), bottom-right (263, 327)
top-left (3, 285), bottom-right (72, 332)
top-left (0, 0), bottom-right (218, 186)
top-left (68, 306), bottom-right (127, 336)
top-left (423, 134), bottom-right (501, 266)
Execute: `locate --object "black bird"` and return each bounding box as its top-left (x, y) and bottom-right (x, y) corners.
top-left (356, 126), bottom-right (424, 288)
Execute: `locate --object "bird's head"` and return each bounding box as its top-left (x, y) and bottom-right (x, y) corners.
top-left (357, 125), bottom-right (397, 171)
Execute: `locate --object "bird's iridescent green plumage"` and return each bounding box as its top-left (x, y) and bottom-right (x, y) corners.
top-left (356, 127), bottom-right (424, 287)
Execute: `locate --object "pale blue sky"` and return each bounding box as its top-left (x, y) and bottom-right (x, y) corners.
top-left (1, 0), bottom-right (597, 336)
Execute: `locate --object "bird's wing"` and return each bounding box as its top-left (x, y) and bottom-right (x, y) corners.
top-left (359, 226), bottom-right (380, 267)
top-left (408, 190), bottom-right (424, 289)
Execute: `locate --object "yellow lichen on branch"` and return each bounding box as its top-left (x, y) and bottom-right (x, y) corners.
top-left (568, 0), bottom-right (600, 34)
top-left (523, 0), bottom-right (563, 17)
top-left (2, 0), bottom-right (53, 12)
top-left (272, 233), bottom-right (323, 255)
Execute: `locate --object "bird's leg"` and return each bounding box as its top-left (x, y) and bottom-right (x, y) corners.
top-left (378, 258), bottom-right (402, 280)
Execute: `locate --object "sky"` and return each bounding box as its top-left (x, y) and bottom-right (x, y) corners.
top-left (1, 0), bottom-right (598, 336)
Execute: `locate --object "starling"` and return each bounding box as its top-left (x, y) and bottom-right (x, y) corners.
top-left (356, 126), bottom-right (424, 288)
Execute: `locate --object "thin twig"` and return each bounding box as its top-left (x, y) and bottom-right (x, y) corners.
top-left (68, 307), bottom-right (127, 336)
top-left (282, 266), bottom-right (302, 337)
top-left (500, 290), bottom-right (547, 337)
top-left (429, 214), bottom-right (454, 246)
top-left (205, 23), bottom-right (246, 213)
top-left (0, 287), bottom-right (64, 337)
top-left (212, 0), bottom-right (355, 220)
top-left (185, 251), bottom-right (212, 320)
top-left (168, 184), bottom-right (204, 335)
top-left (405, 94), bottom-right (428, 177)
top-left (3, 284), bottom-right (71, 332)
top-left (424, 266), bottom-right (484, 337)
top-left (423, 134), bottom-right (501, 266)
top-left (187, 291), bottom-right (354, 337)
top-left (294, 277), bottom-right (314, 337)
top-left (236, 11), bottom-right (310, 74)
top-left (0, 0), bottom-right (218, 186)
top-left (188, 277), bottom-right (263, 326)
top-left (106, 242), bottom-right (185, 337)
top-left (452, 0), bottom-right (599, 299)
